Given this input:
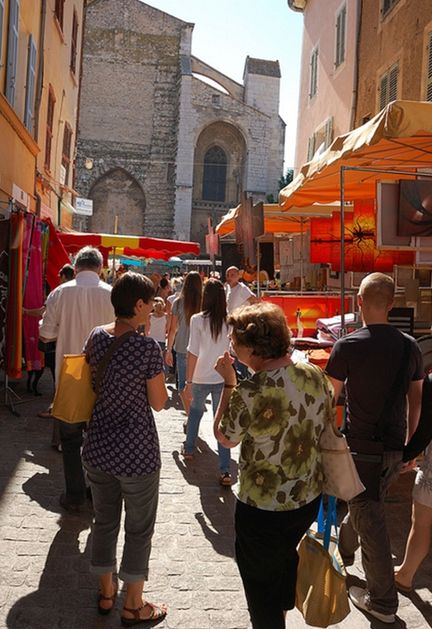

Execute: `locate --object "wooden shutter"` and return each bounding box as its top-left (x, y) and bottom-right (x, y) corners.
top-left (24, 34), bottom-right (37, 132)
top-left (307, 135), bottom-right (316, 161)
top-left (70, 11), bottom-right (78, 74)
top-left (45, 87), bottom-right (55, 170)
top-left (325, 117), bottom-right (333, 149)
top-left (310, 48), bottom-right (318, 98)
top-left (5, 0), bottom-right (19, 105)
top-left (427, 32), bottom-right (432, 101)
top-left (379, 74), bottom-right (388, 110)
top-left (335, 5), bottom-right (346, 67)
top-left (0, 0), bottom-right (5, 64)
top-left (388, 64), bottom-right (398, 102)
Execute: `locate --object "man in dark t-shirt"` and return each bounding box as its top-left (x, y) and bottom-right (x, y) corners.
top-left (326, 272), bottom-right (423, 624)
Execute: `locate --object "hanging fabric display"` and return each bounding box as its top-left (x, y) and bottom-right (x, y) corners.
top-left (6, 212), bottom-right (25, 378)
top-left (0, 220), bottom-right (10, 371)
top-left (310, 200), bottom-right (414, 272)
top-left (43, 218), bottom-right (70, 290)
top-left (23, 218), bottom-right (44, 371)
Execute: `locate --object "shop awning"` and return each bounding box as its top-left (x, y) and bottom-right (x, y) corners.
top-left (279, 100), bottom-right (432, 209)
top-left (57, 231), bottom-right (200, 260)
top-left (215, 202), bottom-right (335, 236)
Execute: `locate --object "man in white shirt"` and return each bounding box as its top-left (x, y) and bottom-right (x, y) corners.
top-left (225, 266), bottom-right (257, 314)
top-left (40, 247), bottom-right (114, 511)
top-left (225, 266), bottom-right (257, 378)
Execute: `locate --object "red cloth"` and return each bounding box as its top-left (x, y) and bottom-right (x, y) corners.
top-left (44, 219), bottom-right (70, 289)
top-left (23, 219), bottom-right (44, 371)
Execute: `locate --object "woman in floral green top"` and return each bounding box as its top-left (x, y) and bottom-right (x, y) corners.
top-left (214, 302), bottom-right (334, 629)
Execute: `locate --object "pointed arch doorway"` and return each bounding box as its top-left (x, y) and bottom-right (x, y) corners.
top-left (89, 169), bottom-right (146, 235)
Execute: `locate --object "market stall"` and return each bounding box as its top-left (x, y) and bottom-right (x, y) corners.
top-left (58, 231), bottom-right (200, 261)
top-left (279, 100), bottom-right (432, 331)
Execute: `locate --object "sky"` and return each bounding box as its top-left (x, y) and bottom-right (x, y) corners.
top-left (143, 0), bottom-right (304, 171)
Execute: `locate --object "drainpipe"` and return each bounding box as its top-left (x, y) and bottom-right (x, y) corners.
top-left (349, 0), bottom-right (362, 130)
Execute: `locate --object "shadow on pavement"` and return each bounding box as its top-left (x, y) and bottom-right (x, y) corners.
top-left (173, 438), bottom-right (238, 558)
top-left (5, 513), bottom-right (101, 629)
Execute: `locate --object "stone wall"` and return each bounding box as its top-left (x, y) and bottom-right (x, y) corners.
top-left (75, 0), bottom-right (189, 237)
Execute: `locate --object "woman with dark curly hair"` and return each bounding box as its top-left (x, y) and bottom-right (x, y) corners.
top-left (213, 301), bottom-right (334, 629)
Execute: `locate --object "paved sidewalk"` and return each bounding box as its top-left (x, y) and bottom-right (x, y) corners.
top-left (0, 377), bottom-right (430, 628)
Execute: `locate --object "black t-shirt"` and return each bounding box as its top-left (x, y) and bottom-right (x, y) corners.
top-left (326, 324), bottom-right (424, 450)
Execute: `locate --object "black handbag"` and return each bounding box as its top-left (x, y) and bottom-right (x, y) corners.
top-left (38, 339), bottom-right (56, 353)
top-left (347, 335), bottom-right (411, 501)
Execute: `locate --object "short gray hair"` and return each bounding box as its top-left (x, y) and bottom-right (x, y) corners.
top-left (75, 246), bottom-right (103, 271)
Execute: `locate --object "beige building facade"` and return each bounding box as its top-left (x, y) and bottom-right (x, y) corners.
top-left (288, 0), bottom-right (359, 174)
top-left (354, 0), bottom-right (432, 127)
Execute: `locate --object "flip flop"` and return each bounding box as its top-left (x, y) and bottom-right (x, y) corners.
top-left (98, 582), bottom-right (118, 615)
top-left (121, 601), bottom-right (167, 626)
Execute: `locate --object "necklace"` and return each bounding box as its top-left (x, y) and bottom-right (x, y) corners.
top-left (115, 318), bottom-right (137, 332)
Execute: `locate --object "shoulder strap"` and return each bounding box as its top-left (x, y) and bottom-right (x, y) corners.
top-left (94, 330), bottom-right (136, 395)
top-left (374, 334), bottom-right (411, 440)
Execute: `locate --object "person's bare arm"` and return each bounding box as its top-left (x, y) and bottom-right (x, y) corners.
top-left (183, 352), bottom-right (198, 402)
top-left (406, 378), bottom-right (424, 442)
top-left (146, 372), bottom-right (168, 411)
top-left (213, 352), bottom-right (240, 448)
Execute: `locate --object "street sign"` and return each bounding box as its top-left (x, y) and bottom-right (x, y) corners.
top-left (75, 197), bottom-right (93, 216)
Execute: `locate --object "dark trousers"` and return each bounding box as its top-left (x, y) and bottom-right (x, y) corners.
top-left (59, 421), bottom-right (87, 503)
top-left (339, 451), bottom-right (403, 615)
top-left (235, 496), bottom-right (321, 629)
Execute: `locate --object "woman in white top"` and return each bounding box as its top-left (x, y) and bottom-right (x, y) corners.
top-left (182, 278), bottom-right (232, 485)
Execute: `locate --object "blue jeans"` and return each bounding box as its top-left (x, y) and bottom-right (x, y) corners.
top-left (184, 382), bottom-right (230, 473)
top-left (176, 352), bottom-right (186, 391)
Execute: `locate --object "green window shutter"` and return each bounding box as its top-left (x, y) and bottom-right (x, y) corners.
top-left (5, 0), bottom-right (20, 106)
top-left (325, 117), bottom-right (333, 149)
top-left (24, 34), bottom-right (37, 132)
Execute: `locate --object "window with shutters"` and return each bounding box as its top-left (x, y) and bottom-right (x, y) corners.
top-left (335, 4), bottom-right (346, 68)
top-left (379, 63), bottom-right (399, 110)
top-left (426, 32), bottom-right (432, 102)
top-left (5, 0), bottom-right (19, 106)
top-left (45, 86), bottom-right (56, 171)
top-left (382, 0), bottom-right (399, 17)
top-left (61, 123), bottom-right (73, 185)
top-left (309, 46), bottom-right (318, 98)
top-left (70, 10), bottom-right (78, 74)
top-left (0, 0), bottom-right (4, 66)
top-left (24, 35), bottom-right (37, 132)
top-left (54, 0), bottom-right (65, 31)
top-left (202, 146), bottom-right (227, 202)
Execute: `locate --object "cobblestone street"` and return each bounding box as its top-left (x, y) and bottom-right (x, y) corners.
top-left (0, 376), bottom-right (431, 629)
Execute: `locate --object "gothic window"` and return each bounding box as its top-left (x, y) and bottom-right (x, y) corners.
top-left (202, 146), bottom-right (227, 202)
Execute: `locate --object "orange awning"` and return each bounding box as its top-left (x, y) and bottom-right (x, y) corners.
top-left (279, 100), bottom-right (432, 210)
top-left (216, 202), bottom-right (335, 236)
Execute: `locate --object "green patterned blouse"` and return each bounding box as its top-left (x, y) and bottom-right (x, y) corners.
top-left (220, 362), bottom-right (334, 511)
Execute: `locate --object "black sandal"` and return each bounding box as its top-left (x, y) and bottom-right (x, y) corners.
top-left (97, 582), bottom-right (118, 615)
top-left (121, 602), bottom-right (167, 626)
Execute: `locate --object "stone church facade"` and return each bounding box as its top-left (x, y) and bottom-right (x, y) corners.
top-left (75, 0), bottom-right (285, 246)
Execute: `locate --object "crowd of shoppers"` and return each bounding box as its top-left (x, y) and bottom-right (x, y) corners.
top-left (37, 255), bottom-right (431, 628)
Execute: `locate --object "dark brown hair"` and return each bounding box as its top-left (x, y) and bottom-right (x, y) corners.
top-left (111, 272), bottom-right (155, 317)
top-left (228, 302), bottom-right (291, 359)
top-left (181, 271), bottom-right (202, 324)
top-left (202, 278), bottom-right (227, 341)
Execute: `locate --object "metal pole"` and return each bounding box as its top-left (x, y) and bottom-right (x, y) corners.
top-left (300, 218), bottom-right (304, 295)
top-left (256, 238), bottom-right (261, 298)
top-left (340, 166), bottom-right (346, 336)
